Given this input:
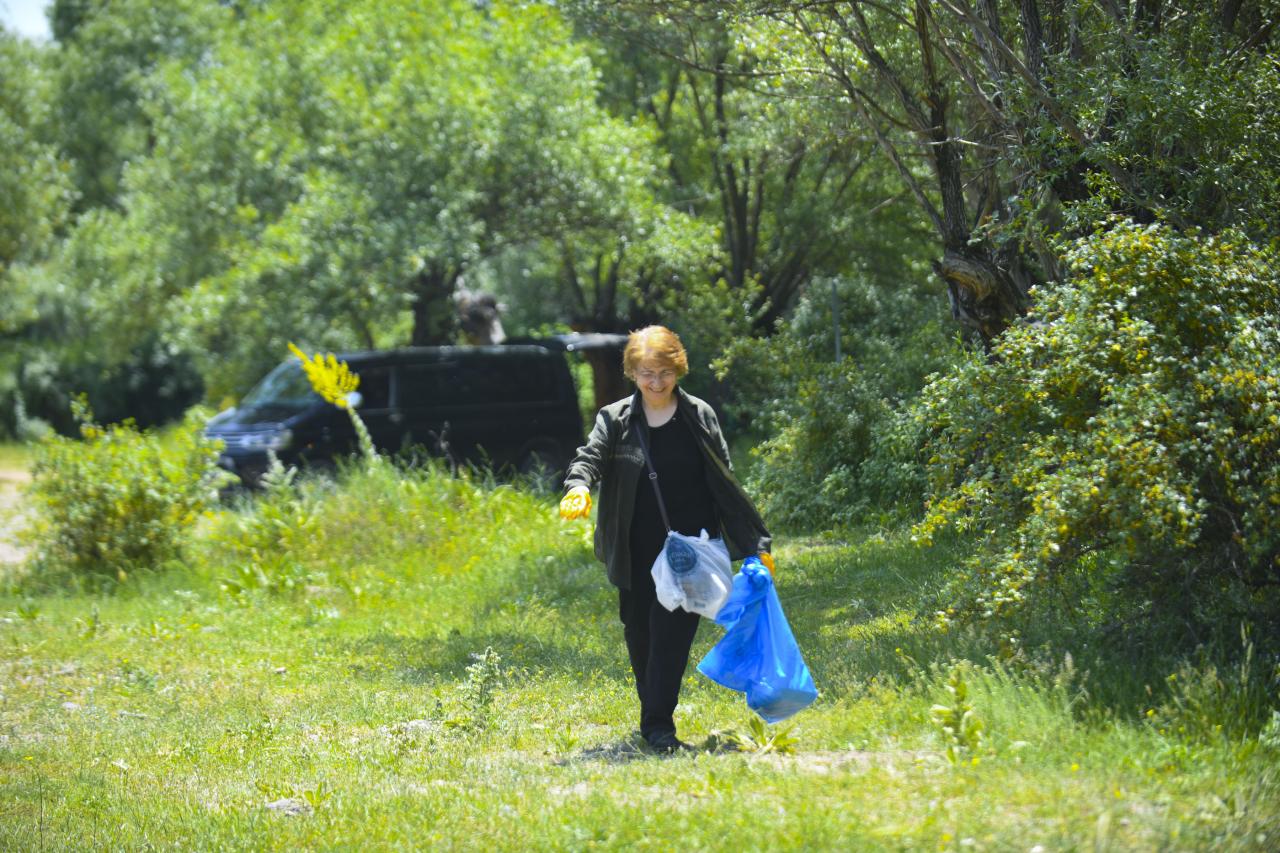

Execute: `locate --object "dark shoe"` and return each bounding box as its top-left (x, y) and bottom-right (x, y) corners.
top-left (645, 730), bottom-right (693, 754)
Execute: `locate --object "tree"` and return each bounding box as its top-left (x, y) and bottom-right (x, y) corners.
top-left (0, 31), bottom-right (72, 277)
top-left (569, 3), bottom-right (883, 336)
top-left (56, 0), bottom-right (690, 399)
top-left (48, 0), bottom-right (230, 211)
top-left (0, 30), bottom-right (77, 436)
top-left (603, 1), bottom-right (1280, 345)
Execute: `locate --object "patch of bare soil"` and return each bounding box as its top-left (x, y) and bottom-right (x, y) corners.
top-left (0, 467), bottom-right (31, 566)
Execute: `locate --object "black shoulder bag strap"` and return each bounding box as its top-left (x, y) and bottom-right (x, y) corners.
top-left (632, 418), bottom-right (673, 534)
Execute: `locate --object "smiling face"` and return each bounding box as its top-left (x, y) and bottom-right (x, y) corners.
top-left (622, 325), bottom-right (689, 410)
top-left (635, 359), bottom-right (678, 409)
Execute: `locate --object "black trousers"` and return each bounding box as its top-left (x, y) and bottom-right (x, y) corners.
top-left (619, 534), bottom-right (701, 739)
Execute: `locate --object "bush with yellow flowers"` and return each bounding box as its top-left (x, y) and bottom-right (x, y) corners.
top-left (23, 398), bottom-right (230, 586)
top-left (914, 220), bottom-right (1280, 641)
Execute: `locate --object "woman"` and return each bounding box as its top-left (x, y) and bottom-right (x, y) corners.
top-left (559, 325), bottom-right (773, 753)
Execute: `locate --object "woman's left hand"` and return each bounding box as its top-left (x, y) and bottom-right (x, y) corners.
top-left (758, 552), bottom-right (775, 574)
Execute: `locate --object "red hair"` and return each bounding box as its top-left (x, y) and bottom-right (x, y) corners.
top-left (622, 325), bottom-right (689, 381)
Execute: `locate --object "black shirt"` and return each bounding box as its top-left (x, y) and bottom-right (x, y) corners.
top-left (630, 413), bottom-right (720, 549)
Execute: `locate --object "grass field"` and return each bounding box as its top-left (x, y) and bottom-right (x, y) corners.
top-left (0, 442), bottom-right (33, 472)
top-left (1, 463), bottom-right (1277, 850)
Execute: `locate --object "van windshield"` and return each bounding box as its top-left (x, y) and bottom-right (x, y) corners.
top-left (241, 361), bottom-right (321, 410)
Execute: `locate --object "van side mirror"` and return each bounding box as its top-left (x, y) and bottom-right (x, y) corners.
top-left (345, 390), bottom-right (363, 409)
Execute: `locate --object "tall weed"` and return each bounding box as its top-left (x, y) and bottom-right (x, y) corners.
top-left (193, 457), bottom-right (584, 599)
top-left (1152, 627), bottom-right (1280, 743)
top-left (211, 452), bottom-right (318, 595)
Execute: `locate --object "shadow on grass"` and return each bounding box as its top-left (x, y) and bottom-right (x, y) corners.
top-left (769, 531), bottom-right (983, 698)
top-left (330, 520), bottom-right (1263, 725)
top-left (555, 737), bottom-right (648, 766)
top-left (555, 733), bottom-right (745, 765)
top-left (342, 627), bottom-right (626, 687)
top-left (338, 553), bottom-right (629, 686)
top-left (772, 527), bottom-right (1278, 724)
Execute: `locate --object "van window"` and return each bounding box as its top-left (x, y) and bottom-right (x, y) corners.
top-left (353, 366), bottom-right (391, 409)
top-left (242, 362), bottom-right (320, 410)
top-left (400, 358), bottom-right (552, 406)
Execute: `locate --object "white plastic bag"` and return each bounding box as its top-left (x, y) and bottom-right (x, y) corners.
top-left (651, 529), bottom-right (733, 618)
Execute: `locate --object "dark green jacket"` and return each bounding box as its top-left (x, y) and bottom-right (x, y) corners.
top-left (563, 388), bottom-right (772, 590)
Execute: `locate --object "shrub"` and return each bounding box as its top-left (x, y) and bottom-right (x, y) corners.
top-left (915, 220), bottom-right (1280, 644)
top-left (745, 364), bottom-right (921, 528)
top-left (718, 275), bottom-right (959, 530)
top-left (24, 399), bottom-right (228, 584)
top-left (211, 452), bottom-right (318, 596)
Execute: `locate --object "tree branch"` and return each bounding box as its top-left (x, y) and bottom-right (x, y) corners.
top-left (791, 10), bottom-right (946, 237)
top-left (935, 0), bottom-right (1192, 229)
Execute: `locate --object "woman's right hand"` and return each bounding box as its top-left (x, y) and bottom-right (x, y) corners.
top-left (559, 485), bottom-right (592, 520)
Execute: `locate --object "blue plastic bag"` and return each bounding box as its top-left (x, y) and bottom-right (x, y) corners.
top-left (696, 557), bottom-right (817, 723)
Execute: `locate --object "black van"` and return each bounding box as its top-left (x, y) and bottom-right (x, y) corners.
top-left (207, 343), bottom-right (586, 486)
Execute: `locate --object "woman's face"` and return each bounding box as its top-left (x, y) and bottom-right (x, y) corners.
top-left (635, 359), bottom-right (677, 408)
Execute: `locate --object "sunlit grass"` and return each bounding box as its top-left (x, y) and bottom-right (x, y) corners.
top-left (0, 442), bottom-right (33, 472)
top-left (1, 463), bottom-right (1277, 849)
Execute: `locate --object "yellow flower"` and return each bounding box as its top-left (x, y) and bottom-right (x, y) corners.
top-left (288, 343), bottom-right (360, 408)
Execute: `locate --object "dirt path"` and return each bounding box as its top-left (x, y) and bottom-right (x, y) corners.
top-left (0, 466), bottom-right (31, 566)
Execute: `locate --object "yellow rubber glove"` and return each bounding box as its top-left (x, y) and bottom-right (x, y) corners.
top-left (758, 552), bottom-right (775, 574)
top-left (559, 485), bottom-right (592, 520)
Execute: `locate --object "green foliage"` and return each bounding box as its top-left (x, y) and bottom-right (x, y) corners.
top-left (0, 31), bottom-right (73, 274)
top-left (1030, 9), bottom-right (1280, 240)
top-left (572, 5), bottom-right (880, 334)
top-left (451, 646), bottom-right (504, 732)
top-left (711, 716), bottom-right (800, 755)
top-left (931, 663), bottom-right (984, 765)
top-left (0, 32), bottom-right (75, 439)
top-left (915, 221), bottom-right (1280, 640)
top-left (195, 452), bottom-right (579, 605)
top-left (54, 0), bottom-right (687, 398)
top-left (746, 362), bottom-right (911, 528)
top-left (212, 453), bottom-right (317, 597)
top-left (719, 273), bottom-right (959, 530)
top-left (23, 400), bottom-right (228, 584)
top-left (48, 0), bottom-right (230, 210)
top-left (2, 327), bottom-right (205, 439)
top-left (1260, 711), bottom-right (1280, 753)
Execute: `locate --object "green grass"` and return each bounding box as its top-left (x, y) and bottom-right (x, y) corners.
top-left (0, 442), bottom-right (33, 472)
top-left (1, 463), bottom-right (1277, 850)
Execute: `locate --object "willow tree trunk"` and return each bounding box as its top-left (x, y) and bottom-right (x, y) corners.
top-left (926, 33), bottom-right (1028, 347)
top-left (934, 248), bottom-right (1028, 346)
